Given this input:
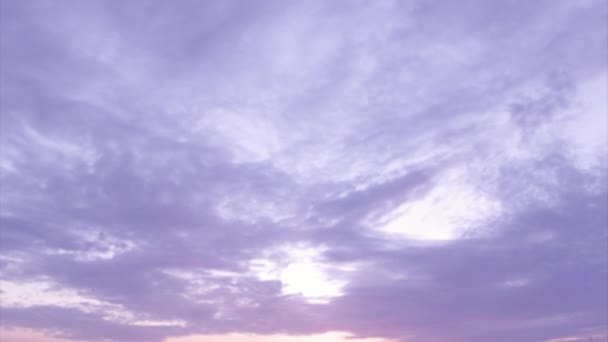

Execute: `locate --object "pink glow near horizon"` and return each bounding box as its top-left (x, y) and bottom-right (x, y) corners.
top-left (165, 331), bottom-right (392, 342)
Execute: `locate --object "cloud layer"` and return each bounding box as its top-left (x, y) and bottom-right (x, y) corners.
top-left (1, 1), bottom-right (607, 342)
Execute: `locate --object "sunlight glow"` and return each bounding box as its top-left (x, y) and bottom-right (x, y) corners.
top-left (249, 244), bottom-right (353, 303)
top-left (165, 331), bottom-right (393, 342)
top-left (280, 261), bottom-right (343, 301)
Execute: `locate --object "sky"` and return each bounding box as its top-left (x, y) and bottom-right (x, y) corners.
top-left (0, 0), bottom-right (607, 342)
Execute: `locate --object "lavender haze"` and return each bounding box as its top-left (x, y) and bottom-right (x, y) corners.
top-left (0, 1), bottom-right (607, 342)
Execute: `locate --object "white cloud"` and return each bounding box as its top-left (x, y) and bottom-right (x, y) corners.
top-left (249, 244), bottom-right (358, 304)
top-left (0, 279), bottom-right (185, 327)
top-left (45, 229), bottom-right (136, 262)
top-left (377, 168), bottom-right (502, 240)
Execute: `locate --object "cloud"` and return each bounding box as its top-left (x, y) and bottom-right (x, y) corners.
top-left (0, 0), bottom-right (606, 342)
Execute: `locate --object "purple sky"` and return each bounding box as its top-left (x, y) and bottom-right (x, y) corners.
top-left (0, 1), bottom-right (607, 342)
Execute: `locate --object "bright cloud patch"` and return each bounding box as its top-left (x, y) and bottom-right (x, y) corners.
top-left (249, 244), bottom-right (356, 303)
top-left (0, 280), bottom-right (186, 327)
top-left (378, 169), bottom-right (502, 240)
